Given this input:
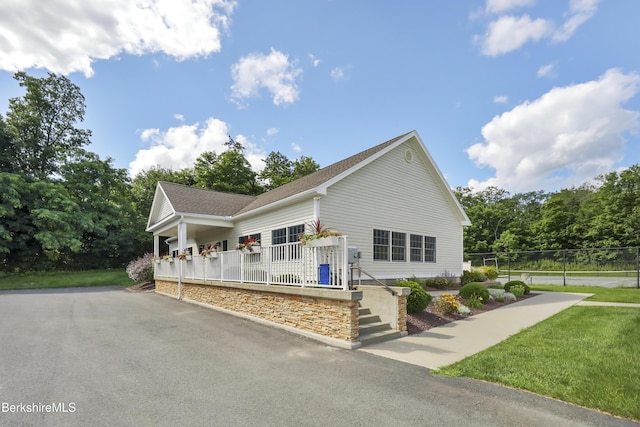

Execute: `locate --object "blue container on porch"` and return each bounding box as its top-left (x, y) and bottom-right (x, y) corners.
top-left (319, 264), bottom-right (330, 285)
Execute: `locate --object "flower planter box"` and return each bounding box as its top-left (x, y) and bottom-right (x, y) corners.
top-left (308, 236), bottom-right (340, 247)
top-left (242, 246), bottom-right (261, 254)
top-left (205, 252), bottom-right (218, 259)
top-left (164, 258), bottom-right (174, 263)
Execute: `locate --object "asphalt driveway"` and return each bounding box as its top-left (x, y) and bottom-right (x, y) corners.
top-left (0, 287), bottom-right (634, 427)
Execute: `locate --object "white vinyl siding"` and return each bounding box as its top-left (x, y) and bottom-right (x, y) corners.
top-left (318, 138), bottom-right (464, 278)
top-left (225, 200), bottom-right (314, 248)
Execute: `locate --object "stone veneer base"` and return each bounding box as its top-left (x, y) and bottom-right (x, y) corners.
top-left (155, 278), bottom-right (363, 349)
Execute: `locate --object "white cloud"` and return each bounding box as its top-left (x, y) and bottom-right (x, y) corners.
top-left (291, 143), bottom-right (302, 153)
top-left (553, 0), bottom-right (599, 41)
top-left (330, 67), bottom-right (345, 80)
top-left (0, 0), bottom-right (236, 77)
top-left (478, 0), bottom-right (600, 56)
top-left (486, 0), bottom-right (536, 14)
top-left (308, 54), bottom-right (321, 67)
top-left (174, 113), bottom-right (185, 122)
top-left (266, 127), bottom-right (279, 136)
top-left (537, 63), bottom-right (555, 78)
top-left (466, 69), bottom-right (640, 192)
top-left (494, 95), bottom-right (509, 104)
top-left (230, 48), bottom-right (302, 106)
top-left (481, 15), bottom-right (553, 56)
top-left (129, 117), bottom-right (266, 176)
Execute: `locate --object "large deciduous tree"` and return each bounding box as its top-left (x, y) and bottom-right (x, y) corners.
top-left (6, 72), bottom-right (91, 179)
top-left (259, 151), bottom-right (320, 190)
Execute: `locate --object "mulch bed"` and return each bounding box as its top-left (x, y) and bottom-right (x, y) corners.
top-left (407, 291), bottom-right (539, 335)
top-left (126, 281), bottom-right (156, 292)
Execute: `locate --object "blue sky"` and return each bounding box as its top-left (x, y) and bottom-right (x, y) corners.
top-left (1, 0), bottom-right (639, 193)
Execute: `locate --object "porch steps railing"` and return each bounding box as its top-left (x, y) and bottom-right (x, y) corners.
top-left (358, 305), bottom-right (403, 346)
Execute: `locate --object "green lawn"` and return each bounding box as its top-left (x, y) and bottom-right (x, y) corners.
top-left (436, 286), bottom-right (640, 421)
top-left (531, 285), bottom-right (640, 303)
top-left (437, 307), bottom-right (640, 420)
top-left (0, 269), bottom-right (133, 290)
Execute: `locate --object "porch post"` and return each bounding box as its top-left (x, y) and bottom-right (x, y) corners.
top-left (153, 235), bottom-right (160, 257)
top-left (341, 236), bottom-right (349, 290)
top-left (177, 217), bottom-right (186, 299)
top-left (178, 217), bottom-right (187, 253)
top-left (313, 196), bottom-right (322, 219)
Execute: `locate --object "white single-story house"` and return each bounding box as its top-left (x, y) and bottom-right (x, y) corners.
top-left (147, 130), bottom-right (470, 280)
top-left (147, 130), bottom-right (470, 348)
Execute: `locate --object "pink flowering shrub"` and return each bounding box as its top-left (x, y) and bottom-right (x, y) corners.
top-left (126, 253), bottom-right (154, 283)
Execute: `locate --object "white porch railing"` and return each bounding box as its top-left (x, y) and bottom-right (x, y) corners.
top-left (154, 237), bottom-right (351, 290)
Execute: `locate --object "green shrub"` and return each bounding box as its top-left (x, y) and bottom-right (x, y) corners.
top-left (466, 296), bottom-right (484, 309)
top-left (422, 276), bottom-right (451, 289)
top-left (474, 266), bottom-right (498, 280)
top-left (494, 296), bottom-right (505, 303)
top-left (504, 280), bottom-right (530, 294)
top-left (510, 284), bottom-right (525, 297)
top-left (461, 270), bottom-right (486, 285)
top-left (434, 293), bottom-right (461, 315)
top-left (459, 283), bottom-right (490, 302)
top-left (395, 280), bottom-right (432, 313)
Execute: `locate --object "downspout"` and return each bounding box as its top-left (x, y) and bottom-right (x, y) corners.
top-left (178, 216), bottom-right (184, 300)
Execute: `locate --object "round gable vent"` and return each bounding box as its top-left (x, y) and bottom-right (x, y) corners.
top-left (404, 149), bottom-right (414, 163)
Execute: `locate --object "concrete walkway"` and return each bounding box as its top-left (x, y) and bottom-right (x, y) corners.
top-left (360, 291), bottom-right (595, 369)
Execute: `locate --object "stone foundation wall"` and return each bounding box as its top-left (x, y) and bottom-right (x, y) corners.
top-left (154, 278), bottom-right (361, 345)
top-left (155, 279), bottom-right (178, 297)
top-left (397, 294), bottom-right (408, 332)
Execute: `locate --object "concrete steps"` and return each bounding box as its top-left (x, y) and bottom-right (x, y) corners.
top-left (358, 306), bottom-right (402, 346)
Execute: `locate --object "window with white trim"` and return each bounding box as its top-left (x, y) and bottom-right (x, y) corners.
top-left (373, 229), bottom-right (389, 261)
top-left (391, 232), bottom-right (406, 262)
top-left (410, 234), bottom-right (423, 262)
top-left (374, 230), bottom-right (436, 263)
top-left (272, 224), bottom-right (304, 260)
top-left (424, 236), bottom-right (436, 263)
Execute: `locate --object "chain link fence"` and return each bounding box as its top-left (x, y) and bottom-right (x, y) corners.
top-left (467, 247), bottom-right (640, 288)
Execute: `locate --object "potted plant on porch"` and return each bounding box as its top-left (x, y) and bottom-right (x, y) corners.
top-left (299, 219), bottom-right (342, 247)
top-left (238, 237), bottom-right (261, 254)
top-left (200, 243), bottom-right (219, 258)
top-left (177, 250), bottom-right (192, 261)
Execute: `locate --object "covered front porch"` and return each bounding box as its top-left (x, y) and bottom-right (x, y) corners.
top-left (154, 240), bottom-right (352, 290)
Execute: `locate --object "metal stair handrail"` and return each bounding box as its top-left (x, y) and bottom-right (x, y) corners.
top-left (352, 266), bottom-right (397, 296)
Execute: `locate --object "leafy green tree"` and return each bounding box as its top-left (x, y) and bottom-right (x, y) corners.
top-left (533, 187), bottom-right (592, 249)
top-left (259, 152), bottom-right (320, 190)
top-left (576, 167), bottom-right (640, 248)
top-left (61, 152), bottom-right (148, 267)
top-left (456, 186), bottom-right (512, 253)
top-left (292, 155), bottom-right (320, 179)
top-left (0, 173), bottom-right (85, 270)
top-left (202, 137), bottom-right (262, 195)
top-left (0, 115), bottom-right (15, 173)
top-left (5, 72), bottom-right (91, 179)
top-left (259, 151), bottom-right (294, 190)
top-left (193, 151), bottom-right (219, 189)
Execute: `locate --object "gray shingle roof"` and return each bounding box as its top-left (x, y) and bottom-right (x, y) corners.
top-left (159, 131), bottom-right (412, 217)
top-left (159, 182), bottom-right (255, 216)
